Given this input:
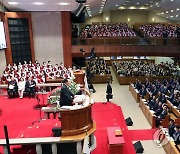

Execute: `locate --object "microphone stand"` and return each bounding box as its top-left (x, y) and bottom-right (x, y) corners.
top-left (32, 93), bottom-right (42, 125)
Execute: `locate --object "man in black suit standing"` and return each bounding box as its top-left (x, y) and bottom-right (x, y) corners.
top-left (106, 79), bottom-right (112, 103)
top-left (60, 79), bottom-right (74, 107)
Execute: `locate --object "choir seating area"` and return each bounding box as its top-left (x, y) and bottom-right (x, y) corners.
top-left (133, 23), bottom-right (179, 45)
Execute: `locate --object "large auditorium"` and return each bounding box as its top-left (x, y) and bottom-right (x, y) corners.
top-left (0, 0), bottom-right (180, 154)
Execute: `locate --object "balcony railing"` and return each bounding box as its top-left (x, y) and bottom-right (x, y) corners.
top-left (72, 37), bottom-right (180, 46)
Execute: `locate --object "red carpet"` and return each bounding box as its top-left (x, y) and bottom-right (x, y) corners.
top-left (129, 129), bottom-right (157, 141)
top-left (0, 95), bottom-right (136, 154)
top-left (92, 103), bottom-right (135, 154)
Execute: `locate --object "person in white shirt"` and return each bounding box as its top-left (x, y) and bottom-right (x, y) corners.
top-left (18, 78), bottom-right (26, 99)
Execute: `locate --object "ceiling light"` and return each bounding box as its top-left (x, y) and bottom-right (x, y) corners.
top-left (161, 12), bottom-right (164, 14)
top-left (150, 5), bottom-right (153, 7)
top-left (119, 6), bottom-right (125, 10)
top-left (137, 2), bottom-right (139, 5)
top-left (33, 2), bottom-right (44, 5)
top-left (170, 16), bottom-right (173, 18)
top-left (116, 4), bottom-right (118, 7)
top-left (58, 2), bottom-right (69, 5)
top-left (166, 11), bottom-right (168, 13)
top-left (8, 2), bottom-right (18, 5)
top-left (176, 15), bottom-right (178, 17)
top-left (155, 3), bottom-right (158, 5)
top-left (171, 10), bottom-right (174, 12)
top-left (177, 8), bottom-right (180, 11)
top-left (129, 6), bottom-right (136, 10)
top-left (171, 0), bottom-right (174, 1)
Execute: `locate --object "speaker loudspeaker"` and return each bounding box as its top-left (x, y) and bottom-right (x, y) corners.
top-left (52, 127), bottom-right (62, 137)
top-left (125, 117), bottom-right (133, 126)
top-left (133, 141), bottom-right (144, 153)
top-left (73, 3), bottom-right (85, 17)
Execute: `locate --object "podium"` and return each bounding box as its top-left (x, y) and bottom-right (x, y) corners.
top-left (60, 104), bottom-right (93, 136)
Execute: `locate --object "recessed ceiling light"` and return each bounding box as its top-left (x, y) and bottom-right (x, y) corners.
top-left (150, 5), bottom-right (153, 7)
top-left (59, 2), bottom-right (69, 5)
top-left (177, 8), bottom-right (180, 11)
top-left (171, 0), bottom-right (174, 1)
top-left (161, 12), bottom-right (164, 14)
top-left (129, 6), bottom-right (136, 10)
top-left (176, 15), bottom-right (178, 17)
top-left (137, 2), bottom-right (139, 5)
top-left (119, 6), bottom-right (125, 10)
top-left (8, 2), bottom-right (18, 5)
top-left (33, 2), bottom-right (44, 5)
top-left (116, 4), bottom-right (118, 7)
top-left (171, 10), bottom-right (174, 12)
top-left (166, 11), bottom-right (169, 13)
top-left (170, 16), bottom-right (173, 18)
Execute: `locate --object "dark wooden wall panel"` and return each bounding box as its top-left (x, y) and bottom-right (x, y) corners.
top-left (72, 45), bottom-right (180, 57)
top-left (3, 12), bottom-right (35, 65)
top-left (61, 12), bottom-right (72, 67)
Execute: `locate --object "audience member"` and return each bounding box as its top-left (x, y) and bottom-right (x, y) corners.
top-left (7, 77), bottom-right (18, 98)
top-left (25, 77), bottom-right (36, 98)
top-left (18, 77), bottom-right (26, 99)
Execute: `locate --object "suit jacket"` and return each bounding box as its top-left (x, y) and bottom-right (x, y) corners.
top-left (168, 124), bottom-right (175, 137)
top-left (60, 84), bottom-right (74, 106)
top-left (25, 80), bottom-right (36, 89)
top-left (106, 83), bottom-right (112, 94)
top-left (159, 110), bottom-right (167, 120)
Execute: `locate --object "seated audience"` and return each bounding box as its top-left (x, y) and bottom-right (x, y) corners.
top-left (7, 77), bottom-right (18, 98)
top-left (18, 78), bottom-right (26, 99)
top-left (173, 125), bottom-right (180, 145)
top-left (25, 77), bottom-right (36, 98)
top-left (155, 105), bottom-right (168, 127)
top-left (168, 119), bottom-right (175, 138)
top-left (81, 23), bottom-right (136, 38)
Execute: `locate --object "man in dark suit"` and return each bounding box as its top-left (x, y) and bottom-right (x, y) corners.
top-left (168, 119), bottom-right (175, 138)
top-left (156, 106), bottom-right (168, 127)
top-left (106, 80), bottom-right (112, 103)
top-left (7, 77), bottom-right (18, 98)
top-left (25, 77), bottom-right (36, 98)
top-left (173, 125), bottom-right (180, 145)
top-left (60, 79), bottom-right (74, 107)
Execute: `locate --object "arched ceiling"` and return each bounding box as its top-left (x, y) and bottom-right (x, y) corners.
top-left (2, 0), bottom-right (180, 21)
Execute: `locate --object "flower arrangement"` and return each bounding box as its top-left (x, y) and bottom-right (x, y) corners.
top-left (68, 75), bottom-right (80, 95)
top-left (47, 87), bottom-right (61, 104)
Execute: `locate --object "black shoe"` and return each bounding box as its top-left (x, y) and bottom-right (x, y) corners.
top-left (93, 90), bottom-right (96, 93)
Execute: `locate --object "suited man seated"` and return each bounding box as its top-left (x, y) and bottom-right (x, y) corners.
top-left (173, 125), bottom-right (180, 145)
top-left (25, 77), bottom-right (36, 98)
top-left (155, 105), bottom-right (168, 127)
top-left (60, 78), bottom-right (74, 107)
top-left (7, 77), bottom-right (18, 98)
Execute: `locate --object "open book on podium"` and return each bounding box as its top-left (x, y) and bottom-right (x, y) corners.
top-left (115, 129), bottom-right (122, 137)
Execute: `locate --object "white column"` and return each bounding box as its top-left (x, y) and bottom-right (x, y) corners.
top-left (76, 141), bottom-right (82, 154)
top-left (51, 143), bottom-right (57, 154)
top-left (36, 144), bottom-right (42, 154)
top-left (3, 146), bottom-right (8, 154)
